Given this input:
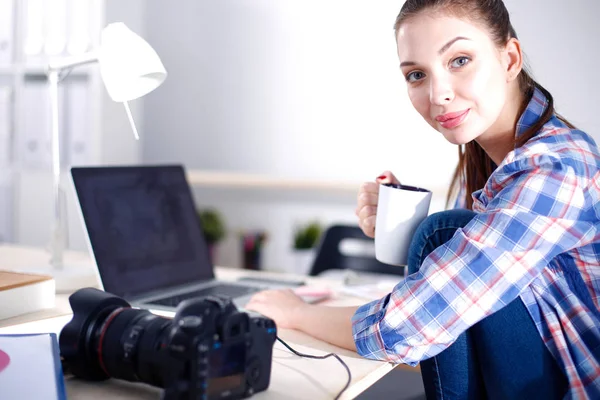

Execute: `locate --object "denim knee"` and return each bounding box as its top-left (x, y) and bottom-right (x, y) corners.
top-left (407, 209), bottom-right (476, 275)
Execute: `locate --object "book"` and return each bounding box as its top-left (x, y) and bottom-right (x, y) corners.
top-left (0, 271), bottom-right (55, 320)
top-left (0, 333), bottom-right (66, 399)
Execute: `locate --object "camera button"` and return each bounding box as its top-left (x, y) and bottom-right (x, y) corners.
top-left (197, 343), bottom-right (210, 353)
top-left (168, 343), bottom-right (187, 356)
top-left (178, 316), bottom-right (203, 331)
top-left (197, 367), bottom-right (208, 378)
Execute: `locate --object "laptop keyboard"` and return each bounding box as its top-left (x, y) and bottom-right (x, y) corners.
top-left (148, 283), bottom-right (263, 307)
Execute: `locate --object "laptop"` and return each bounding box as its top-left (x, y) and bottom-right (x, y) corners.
top-left (70, 164), bottom-right (284, 312)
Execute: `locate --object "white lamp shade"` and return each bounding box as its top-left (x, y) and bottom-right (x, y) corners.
top-left (98, 22), bottom-right (167, 102)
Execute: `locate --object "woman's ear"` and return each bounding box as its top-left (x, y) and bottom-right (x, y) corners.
top-left (504, 37), bottom-right (523, 82)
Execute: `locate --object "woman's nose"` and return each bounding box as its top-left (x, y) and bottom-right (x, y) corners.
top-left (429, 78), bottom-right (454, 105)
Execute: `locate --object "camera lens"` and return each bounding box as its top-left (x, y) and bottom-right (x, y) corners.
top-left (59, 288), bottom-right (173, 387)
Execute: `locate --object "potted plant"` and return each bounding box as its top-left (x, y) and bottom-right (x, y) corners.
top-left (197, 208), bottom-right (226, 263)
top-left (292, 221), bottom-right (323, 274)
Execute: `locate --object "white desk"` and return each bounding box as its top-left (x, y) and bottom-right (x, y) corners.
top-left (0, 244), bottom-right (417, 399)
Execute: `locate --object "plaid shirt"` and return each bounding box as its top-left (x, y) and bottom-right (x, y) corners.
top-left (352, 88), bottom-right (600, 398)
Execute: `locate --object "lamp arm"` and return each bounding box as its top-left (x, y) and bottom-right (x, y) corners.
top-left (48, 51), bottom-right (98, 72)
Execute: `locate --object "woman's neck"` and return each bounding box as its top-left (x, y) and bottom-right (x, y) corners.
top-left (476, 84), bottom-right (525, 166)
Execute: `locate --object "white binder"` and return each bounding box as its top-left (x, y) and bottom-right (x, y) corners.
top-left (65, 81), bottom-right (90, 166)
top-left (0, 169), bottom-right (13, 242)
top-left (0, 86), bottom-right (12, 167)
top-left (18, 79), bottom-right (66, 169)
top-left (0, 0), bottom-right (14, 67)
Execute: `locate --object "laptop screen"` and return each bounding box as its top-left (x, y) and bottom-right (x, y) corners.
top-left (71, 165), bottom-right (214, 298)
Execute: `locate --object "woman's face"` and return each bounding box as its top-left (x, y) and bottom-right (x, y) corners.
top-left (397, 14), bottom-right (511, 145)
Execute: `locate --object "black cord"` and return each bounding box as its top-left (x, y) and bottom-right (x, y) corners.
top-left (276, 336), bottom-right (352, 400)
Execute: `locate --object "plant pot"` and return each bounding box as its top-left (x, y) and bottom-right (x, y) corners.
top-left (243, 249), bottom-right (261, 270)
top-left (207, 242), bottom-right (216, 265)
top-left (293, 248), bottom-right (316, 275)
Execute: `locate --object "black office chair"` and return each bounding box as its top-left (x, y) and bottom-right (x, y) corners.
top-left (309, 224), bottom-right (405, 277)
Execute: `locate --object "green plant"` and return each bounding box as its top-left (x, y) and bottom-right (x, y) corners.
top-left (293, 221), bottom-right (323, 250)
top-left (198, 208), bottom-right (226, 244)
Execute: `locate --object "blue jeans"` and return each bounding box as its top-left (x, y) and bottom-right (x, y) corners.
top-left (406, 210), bottom-right (568, 400)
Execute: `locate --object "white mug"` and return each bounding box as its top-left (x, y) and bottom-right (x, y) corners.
top-left (375, 183), bottom-right (432, 266)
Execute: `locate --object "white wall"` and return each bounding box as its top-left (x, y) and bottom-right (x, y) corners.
top-left (141, 0), bottom-right (455, 271)
top-left (504, 0), bottom-right (600, 138)
top-left (139, 0), bottom-right (600, 271)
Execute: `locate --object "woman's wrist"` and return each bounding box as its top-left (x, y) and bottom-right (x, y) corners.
top-left (290, 303), bottom-right (313, 331)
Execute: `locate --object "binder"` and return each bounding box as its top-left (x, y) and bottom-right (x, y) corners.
top-left (0, 86), bottom-right (12, 167)
top-left (0, 0), bottom-right (14, 67)
top-left (43, 0), bottom-right (67, 57)
top-left (65, 80), bottom-right (91, 166)
top-left (66, 0), bottom-right (91, 56)
top-left (0, 170), bottom-right (13, 242)
top-left (22, 0), bottom-right (45, 64)
top-left (18, 78), bottom-right (66, 169)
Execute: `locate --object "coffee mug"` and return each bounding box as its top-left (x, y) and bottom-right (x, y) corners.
top-left (375, 183), bottom-right (432, 266)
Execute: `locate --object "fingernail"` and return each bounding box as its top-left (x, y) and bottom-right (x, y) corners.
top-left (376, 175), bottom-right (386, 180)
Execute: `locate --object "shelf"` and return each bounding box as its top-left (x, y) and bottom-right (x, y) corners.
top-left (185, 169), bottom-right (448, 197)
top-left (186, 169), bottom-right (361, 193)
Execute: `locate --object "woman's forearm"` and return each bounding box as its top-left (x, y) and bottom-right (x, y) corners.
top-left (292, 305), bottom-right (359, 351)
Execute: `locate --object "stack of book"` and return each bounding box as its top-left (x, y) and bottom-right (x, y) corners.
top-left (0, 271), bottom-right (55, 321)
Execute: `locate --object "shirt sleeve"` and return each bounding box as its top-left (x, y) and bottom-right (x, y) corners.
top-left (352, 154), bottom-right (596, 365)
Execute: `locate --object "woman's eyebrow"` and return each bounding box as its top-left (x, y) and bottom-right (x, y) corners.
top-left (438, 36), bottom-right (471, 54)
top-left (399, 36), bottom-right (471, 68)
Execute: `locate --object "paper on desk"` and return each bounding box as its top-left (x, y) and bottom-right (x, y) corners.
top-left (337, 281), bottom-right (399, 301)
top-left (0, 333), bottom-right (66, 400)
top-left (0, 315), bottom-right (72, 335)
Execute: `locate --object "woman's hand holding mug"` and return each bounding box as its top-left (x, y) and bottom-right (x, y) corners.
top-left (355, 170), bottom-right (400, 238)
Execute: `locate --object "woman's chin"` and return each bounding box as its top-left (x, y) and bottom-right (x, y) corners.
top-left (441, 132), bottom-right (471, 145)
top-left (439, 126), bottom-right (480, 146)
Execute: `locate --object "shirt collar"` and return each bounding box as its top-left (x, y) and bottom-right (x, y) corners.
top-left (515, 86), bottom-right (549, 140)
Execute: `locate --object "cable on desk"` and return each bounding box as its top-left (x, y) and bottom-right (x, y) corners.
top-left (276, 336), bottom-right (352, 400)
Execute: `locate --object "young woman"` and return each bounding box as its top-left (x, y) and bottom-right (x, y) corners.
top-left (246, 0), bottom-right (600, 398)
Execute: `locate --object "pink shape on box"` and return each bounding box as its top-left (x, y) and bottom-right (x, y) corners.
top-left (0, 349), bottom-right (10, 373)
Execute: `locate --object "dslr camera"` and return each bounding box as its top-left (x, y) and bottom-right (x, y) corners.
top-left (59, 287), bottom-right (277, 400)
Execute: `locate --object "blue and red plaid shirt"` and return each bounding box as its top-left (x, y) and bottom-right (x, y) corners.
top-left (352, 88), bottom-right (600, 398)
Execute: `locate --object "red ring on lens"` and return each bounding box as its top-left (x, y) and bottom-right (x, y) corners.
top-left (97, 307), bottom-right (127, 376)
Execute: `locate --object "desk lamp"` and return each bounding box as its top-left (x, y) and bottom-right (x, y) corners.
top-left (42, 22), bottom-right (167, 292)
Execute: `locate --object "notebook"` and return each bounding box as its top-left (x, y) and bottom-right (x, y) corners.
top-left (70, 165), bottom-right (286, 312)
top-left (0, 333), bottom-right (66, 400)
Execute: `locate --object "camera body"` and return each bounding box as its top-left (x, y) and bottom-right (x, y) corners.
top-left (59, 288), bottom-right (277, 400)
top-left (162, 294), bottom-right (277, 399)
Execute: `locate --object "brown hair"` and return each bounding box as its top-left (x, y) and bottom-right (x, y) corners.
top-left (394, 0), bottom-right (572, 210)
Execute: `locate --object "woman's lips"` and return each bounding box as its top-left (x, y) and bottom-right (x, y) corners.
top-left (436, 109), bottom-right (470, 129)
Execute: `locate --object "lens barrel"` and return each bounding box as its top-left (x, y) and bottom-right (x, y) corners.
top-left (59, 288), bottom-right (172, 386)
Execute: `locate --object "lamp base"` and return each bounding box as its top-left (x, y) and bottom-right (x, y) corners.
top-left (23, 263), bottom-right (98, 294)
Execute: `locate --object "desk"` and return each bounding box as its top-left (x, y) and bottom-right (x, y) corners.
top-left (0, 244), bottom-right (416, 399)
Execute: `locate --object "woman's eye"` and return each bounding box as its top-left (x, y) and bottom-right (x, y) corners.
top-left (450, 56), bottom-right (470, 68)
top-left (406, 71), bottom-right (425, 82)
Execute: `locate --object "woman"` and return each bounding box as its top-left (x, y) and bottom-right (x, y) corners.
top-left (247, 0), bottom-right (600, 398)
